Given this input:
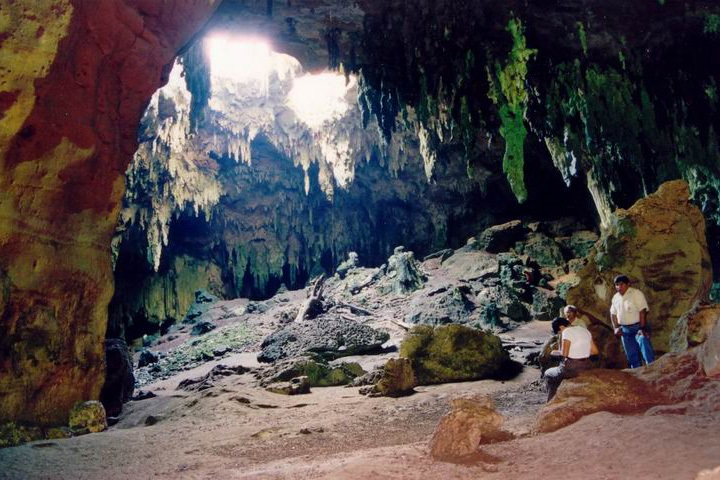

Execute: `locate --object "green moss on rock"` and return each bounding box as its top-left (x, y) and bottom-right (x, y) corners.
top-left (68, 401), bottom-right (107, 435)
top-left (399, 324), bottom-right (510, 385)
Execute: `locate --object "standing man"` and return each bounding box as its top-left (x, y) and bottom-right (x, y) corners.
top-left (544, 317), bottom-right (599, 401)
top-left (610, 274), bottom-right (655, 368)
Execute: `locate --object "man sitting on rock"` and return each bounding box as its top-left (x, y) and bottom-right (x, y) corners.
top-left (543, 317), bottom-right (599, 401)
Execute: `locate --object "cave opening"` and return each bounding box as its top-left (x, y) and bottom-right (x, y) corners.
top-left (108, 23), bottom-right (601, 346)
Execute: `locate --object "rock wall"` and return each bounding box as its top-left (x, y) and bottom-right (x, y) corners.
top-left (0, 0), bottom-right (220, 426)
top-left (567, 180), bottom-right (712, 353)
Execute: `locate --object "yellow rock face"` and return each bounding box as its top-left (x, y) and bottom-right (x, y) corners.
top-left (567, 180), bottom-right (712, 354)
top-left (0, 0), bottom-right (221, 426)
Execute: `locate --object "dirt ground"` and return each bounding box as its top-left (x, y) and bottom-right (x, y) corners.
top-left (2, 320), bottom-right (719, 480)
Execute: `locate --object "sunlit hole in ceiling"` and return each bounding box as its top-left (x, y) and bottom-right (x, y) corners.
top-left (205, 35), bottom-right (273, 81)
top-left (288, 73), bottom-right (355, 129)
top-left (204, 34), bottom-right (355, 128)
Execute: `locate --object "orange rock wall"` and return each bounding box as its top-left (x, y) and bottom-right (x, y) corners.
top-left (0, 0), bottom-right (219, 426)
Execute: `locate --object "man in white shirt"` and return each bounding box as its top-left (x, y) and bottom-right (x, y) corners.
top-left (609, 274), bottom-right (655, 368)
top-left (543, 317), bottom-right (599, 401)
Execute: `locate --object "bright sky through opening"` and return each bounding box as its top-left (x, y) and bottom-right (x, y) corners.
top-left (288, 73), bottom-right (355, 129)
top-left (205, 34), bottom-right (355, 128)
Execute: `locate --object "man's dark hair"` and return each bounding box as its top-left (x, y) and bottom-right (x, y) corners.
top-left (551, 317), bottom-right (570, 334)
top-left (614, 274), bottom-right (630, 285)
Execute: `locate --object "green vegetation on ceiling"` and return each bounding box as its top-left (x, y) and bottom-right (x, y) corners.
top-left (488, 17), bottom-right (537, 204)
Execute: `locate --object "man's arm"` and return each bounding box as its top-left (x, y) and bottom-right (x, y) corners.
top-left (611, 313), bottom-right (622, 337)
top-left (561, 339), bottom-right (571, 358)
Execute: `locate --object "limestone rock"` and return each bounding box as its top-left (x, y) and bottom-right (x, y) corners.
top-left (259, 357), bottom-right (365, 388)
top-left (399, 324), bottom-right (511, 385)
top-left (535, 370), bottom-right (665, 433)
top-left (670, 304), bottom-right (720, 352)
top-left (0, 0), bottom-right (219, 427)
top-left (367, 358), bottom-right (416, 397)
top-left (405, 285), bottom-right (477, 325)
top-left (476, 220), bottom-right (527, 253)
top-left (515, 232), bottom-right (566, 270)
top-left (567, 180), bottom-right (712, 353)
top-left (336, 252), bottom-right (360, 279)
top-left (477, 220), bottom-right (527, 253)
top-left (69, 401), bottom-right (108, 435)
top-left (266, 376), bottom-right (311, 395)
top-left (530, 287), bottom-right (565, 321)
top-left (99, 339), bottom-right (135, 418)
top-left (700, 315), bottom-right (720, 378)
top-left (440, 250), bottom-right (498, 282)
top-left (177, 364), bottom-right (250, 392)
top-left (429, 395), bottom-right (513, 462)
top-left (379, 247), bottom-right (426, 295)
top-left (258, 316), bottom-right (390, 362)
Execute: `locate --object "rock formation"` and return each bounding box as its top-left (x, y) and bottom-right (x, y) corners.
top-left (567, 180), bottom-right (712, 353)
top-left (0, 0), bottom-right (221, 426)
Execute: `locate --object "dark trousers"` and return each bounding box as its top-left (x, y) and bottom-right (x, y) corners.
top-left (544, 357), bottom-right (593, 401)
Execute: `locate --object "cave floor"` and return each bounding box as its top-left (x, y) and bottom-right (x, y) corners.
top-left (2, 321), bottom-right (719, 479)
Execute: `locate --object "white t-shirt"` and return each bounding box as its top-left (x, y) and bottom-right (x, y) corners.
top-left (610, 287), bottom-right (649, 325)
top-left (561, 326), bottom-right (593, 359)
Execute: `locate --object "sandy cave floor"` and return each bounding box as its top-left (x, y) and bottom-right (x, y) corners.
top-left (2, 321), bottom-right (720, 480)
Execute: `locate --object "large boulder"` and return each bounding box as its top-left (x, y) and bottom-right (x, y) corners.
top-left (534, 369), bottom-right (665, 433)
top-left (429, 395), bottom-right (513, 463)
top-left (566, 180), bottom-right (712, 353)
top-left (399, 324), bottom-right (512, 385)
top-left (259, 356), bottom-right (365, 387)
top-left (405, 285), bottom-right (477, 325)
top-left (362, 358), bottom-right (417, 397)
top-left (476, 220), bottom-right (527, 253)
top-left (258, 315), bottom-right (390, 362)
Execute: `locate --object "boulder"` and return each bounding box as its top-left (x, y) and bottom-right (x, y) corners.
top-left (378, 247), bottom-right (426, 295)
top-left (405, 285), bottom-right (477, 325)
top-left (258, 315), bottom-right (390, 362)
top-left (68, 401), bottom-right (108, 435)
top-left (259, 356), bottom-right (365, 387)
top-left (440, 250), bottom-right (498, 282)
top-left (429, 395), bottom-right (513, 462)
top-left (265, 376), bottom-right (311, 395)
top-left (336, 252), bottom-right (359, 279)
top-left (137, 348), bottom-right (159, 368)
top-left (567, 180), bottom-right (713, 353)
top-left (100, 339), bottom-right (135, 418)
top-left (699, 316), bottom-right (720, 377)
top-left (515, 232), bottom-right (566, 270)
top-left (670, 304), bottom-right (720, 352)
top-left (177, 364), bottom-right (250, 392)
top-left (399, 324), bottom-right (512, 385)
top-left (477, 220), bottom-right (527, 253)
top-left (364, 358), bottom-right (416, 397)
top-left (530, 287), bottom-right (565, 320)
top-left (535, 369), bottom-right (665, 433)
top-left (566, 230), bottom-right (600, 258)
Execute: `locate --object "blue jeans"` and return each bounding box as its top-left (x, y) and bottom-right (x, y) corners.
top-left (620, 324), bottom-right (655, 368)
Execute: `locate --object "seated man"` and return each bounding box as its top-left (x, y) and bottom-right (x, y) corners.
top-left (543, 317), bottom-right (599, 401)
